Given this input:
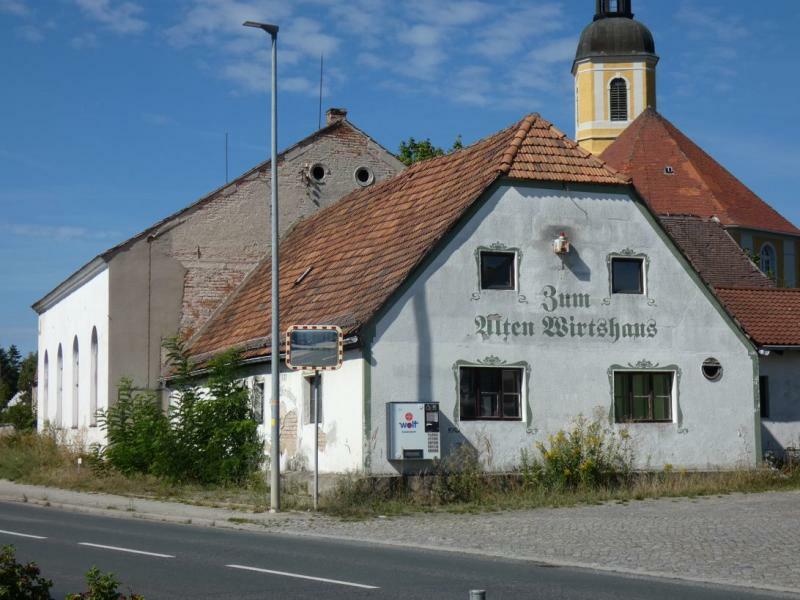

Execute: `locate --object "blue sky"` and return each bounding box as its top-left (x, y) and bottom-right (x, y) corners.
top-left (2, 0), bottom-right (799, 354)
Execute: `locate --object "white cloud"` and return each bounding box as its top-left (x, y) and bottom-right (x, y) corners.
top-left (530, 36), bottom-right (578, 64)
top-left (473, 3), bottom-right (564, 60)
top-left (0, 0), bottom-right (28, 16)
top-left (0, 223), bottom-right (119, 241)
top-left (71, 32), bottom-right (99, 49)
top-left (17, 25), bottom-right (43, 43)
top-left (74, 0), bottom-right (147, 34)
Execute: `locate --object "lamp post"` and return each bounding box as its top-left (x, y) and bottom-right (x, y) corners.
top-left (243, 20), bottom-right (280, 512)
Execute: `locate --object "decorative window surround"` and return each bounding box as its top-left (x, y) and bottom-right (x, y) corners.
top-left (606, 360), bottom-right (684, 431)
top-left (452, 356), bottom-right (534, 432)
top-left (471, 243), bottom-right (527, 303)
top-left (603, 249), bottom-right (656, 306)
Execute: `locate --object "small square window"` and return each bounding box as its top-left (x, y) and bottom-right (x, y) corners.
top-left (612, 257), bottom-right (644, 294)
top-left (614, 371), bottom-right (673, 423)
top-left (480, 252), bottom-right (515, 290)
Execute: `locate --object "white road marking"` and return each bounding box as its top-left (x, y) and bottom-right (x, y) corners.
top-left (226, 564), bottom-right (379, 589)
top-left (0, 528), bottom-right (47, 540)
top-left (78, 542), bottom-right (174, 558)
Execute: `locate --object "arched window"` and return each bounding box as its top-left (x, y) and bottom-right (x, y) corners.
top-left (56, 345), bottom-right (63, 427)
top-left (760, 243), bottom-right (777, 279)
top-left (42, 351), bottom-right (49, 425)
top-left (90, 328), bottom-right (98, 427)
top-left (610, 78), bottom-right (628, 121)
top-left (72, 336), bottom-right (79, 429)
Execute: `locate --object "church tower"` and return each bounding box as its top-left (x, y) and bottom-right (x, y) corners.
top-left (573, 0), bottom-right (658, 154)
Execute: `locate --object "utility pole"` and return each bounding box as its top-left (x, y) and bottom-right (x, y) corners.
top-left (243, 19), bottom-right (281, 512)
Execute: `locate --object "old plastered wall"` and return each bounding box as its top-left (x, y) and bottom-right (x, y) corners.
top-left (104, 121), bottom-right (402, 394)
top-left (760, 351), bottom-right (800, 456)
top-left (238, 349), bottom-right (365, 474)
top-left (367, 182), bottom-right (757, 474)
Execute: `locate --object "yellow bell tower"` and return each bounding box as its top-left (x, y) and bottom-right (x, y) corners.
top-left (573, 0), bottom-right (658, 154)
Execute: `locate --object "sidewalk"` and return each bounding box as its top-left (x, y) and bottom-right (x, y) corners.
top-left (1, 479), bottom-right (799, 595)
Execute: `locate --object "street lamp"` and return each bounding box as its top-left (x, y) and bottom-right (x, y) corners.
top-left (243, 20), bottom-right (280, 513)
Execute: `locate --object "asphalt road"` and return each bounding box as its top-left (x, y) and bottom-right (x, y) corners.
top-left (0, 501), bottom-right (794, 600)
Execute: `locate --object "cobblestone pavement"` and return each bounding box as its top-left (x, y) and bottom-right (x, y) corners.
top-left (1, 481), bottom-right (798, 594)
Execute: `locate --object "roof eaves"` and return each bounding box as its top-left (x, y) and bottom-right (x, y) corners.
top-left (32, 256), bottom-right (108, 314)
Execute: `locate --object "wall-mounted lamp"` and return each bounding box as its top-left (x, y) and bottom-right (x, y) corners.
top-left (553, 232), bottom-right (570, 255)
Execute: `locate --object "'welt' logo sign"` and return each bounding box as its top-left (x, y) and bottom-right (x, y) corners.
top-left (399, 412), bottom-right (418, 431)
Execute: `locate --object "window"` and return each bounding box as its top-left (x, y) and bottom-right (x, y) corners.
top-left (614, 371), bottom-right (673, 423)
top-left (459, 367), bottom-right (522, 421)
top-left (354, 166), bottom-right (374, 187)
top-left (702, 358), bottom-right (722, 382)
top-left (303, 375), bottom-right (322, 425)
top-left (309, 163), bottom-right (326, 183)
top-left (611, 257), bottom-right (644, 294)
top-left (760, 376), bottom-right (770, 419)
top-left (480, 251), bottom-right (515, 290)
top-left (609, 78), bottom-right (628, 122)
top-left (664, 166), bottom-right (675, 175)
top-left (72, 336), bottom-right (79, 429)
top-left (759, 243), bottom-right (776, 279)
top-left (250, 379), bottom-right (264, 424)
top-left (56, 345), bottom-right (63, 427)
top-left (42, 351), bottom-right (49, 424)
top-left (90, 328), bottom-right (98, 426)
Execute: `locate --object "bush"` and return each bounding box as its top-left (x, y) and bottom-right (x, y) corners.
top-left (0, 430), bottom-right (69, 483)
top-left (522, 415), bottom-right (634, 490)
top-left (431, 445), bottom-right (484, 504)
top-left (97, 380), bottom-right (168, 476)
top-left (97, 339), bottom-right (263, 485)
top-left (0, 545), bottom-right (52, 600)
top-left (0, 403), bottom-right (35, 431)
top-left (66, 566), bottom-right (143, 600)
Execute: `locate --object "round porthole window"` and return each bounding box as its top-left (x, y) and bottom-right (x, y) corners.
top-left (354, 166), bottom-right (374, 187)
top-left (309, 163), bottom-right (327, 183)
top-left (702, 358), bottom-right (723, 382)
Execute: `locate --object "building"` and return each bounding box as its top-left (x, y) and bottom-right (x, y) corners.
top-left (573, 1), bottom-right (800, 287)
top-left (186, 114), bottom-right (770, 474)
top-left (32, 110), bottom-right (404, 442)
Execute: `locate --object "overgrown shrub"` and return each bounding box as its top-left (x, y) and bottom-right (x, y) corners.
top-left (65, 566), bottom-right (143, 600)
top-left (0, 403), bottom-right (35, 431)
top-left (97, 339), bottom-right (262, 485)
top-left (0, 545), bottom-right (52, 600)
top-left (521, 415), bottom-right (634, 489)
top-left (97, 379), bottom-right (168, 476)
top-left (431, 444), bottom-right (484, 504)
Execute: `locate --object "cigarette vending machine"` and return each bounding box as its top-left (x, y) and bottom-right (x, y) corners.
top-left (387, 402), bottom-right (440, 460)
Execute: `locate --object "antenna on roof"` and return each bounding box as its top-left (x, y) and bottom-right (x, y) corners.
top-left (225, 132), bottom-right (229, 184)
top-left (317, 54), bottom-right (324, 130)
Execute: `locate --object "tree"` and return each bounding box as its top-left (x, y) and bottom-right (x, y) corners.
top-left (17, 353), bottom-right (37, 405)
top-left (398, 135), bottom-right (463, 166)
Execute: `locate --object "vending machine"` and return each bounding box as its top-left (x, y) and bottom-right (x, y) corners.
top-left (387, 402), bottom-right (441, 460)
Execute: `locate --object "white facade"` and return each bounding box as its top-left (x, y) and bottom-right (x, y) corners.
top-left (760, 351), bottom-right (800, 456)
top-left (239, 350), bottom-right (365, 474)
top-left (363, 182), bottom-right (759, 474)
top-left (36, 262), bottom-right (109, 446)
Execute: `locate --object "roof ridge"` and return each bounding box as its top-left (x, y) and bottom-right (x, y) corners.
top-left (498, 114), bottom-right (537, 174)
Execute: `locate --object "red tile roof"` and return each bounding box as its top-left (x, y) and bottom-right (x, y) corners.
top-left (716, 288), bottom-right (800, 347)
top-left (188, 114), bottom-right (627, 361)
top-left (602, 109), bottom-right (800, 236)
top-left (659, 216), bottom-right (775, 289)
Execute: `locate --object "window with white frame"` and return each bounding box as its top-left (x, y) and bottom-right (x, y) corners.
top-left (614, 371), bottom-right (673, 423)
top-left (72, 336), bottom-right (79, 429)
top-left (609, 78), bottom-right (628, 121)
top-left (250, 379), bottom-right (264, 424)
top-left (459, 366), bottom-right (522, 421)
top-left (303, 374), bottom-right (322, 425)
top-left (759, 243), bottom-right (776, 279)
top-left (56, 344), bottom-right (63, 427)
top-left (90, 328), bottom-right (98, 426)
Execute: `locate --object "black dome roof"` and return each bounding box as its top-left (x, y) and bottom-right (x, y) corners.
top-left (575, 17), bottom-right (656, 64)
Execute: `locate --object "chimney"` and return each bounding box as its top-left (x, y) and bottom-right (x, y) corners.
top-left (326, 107), bottom-right (347, 125)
